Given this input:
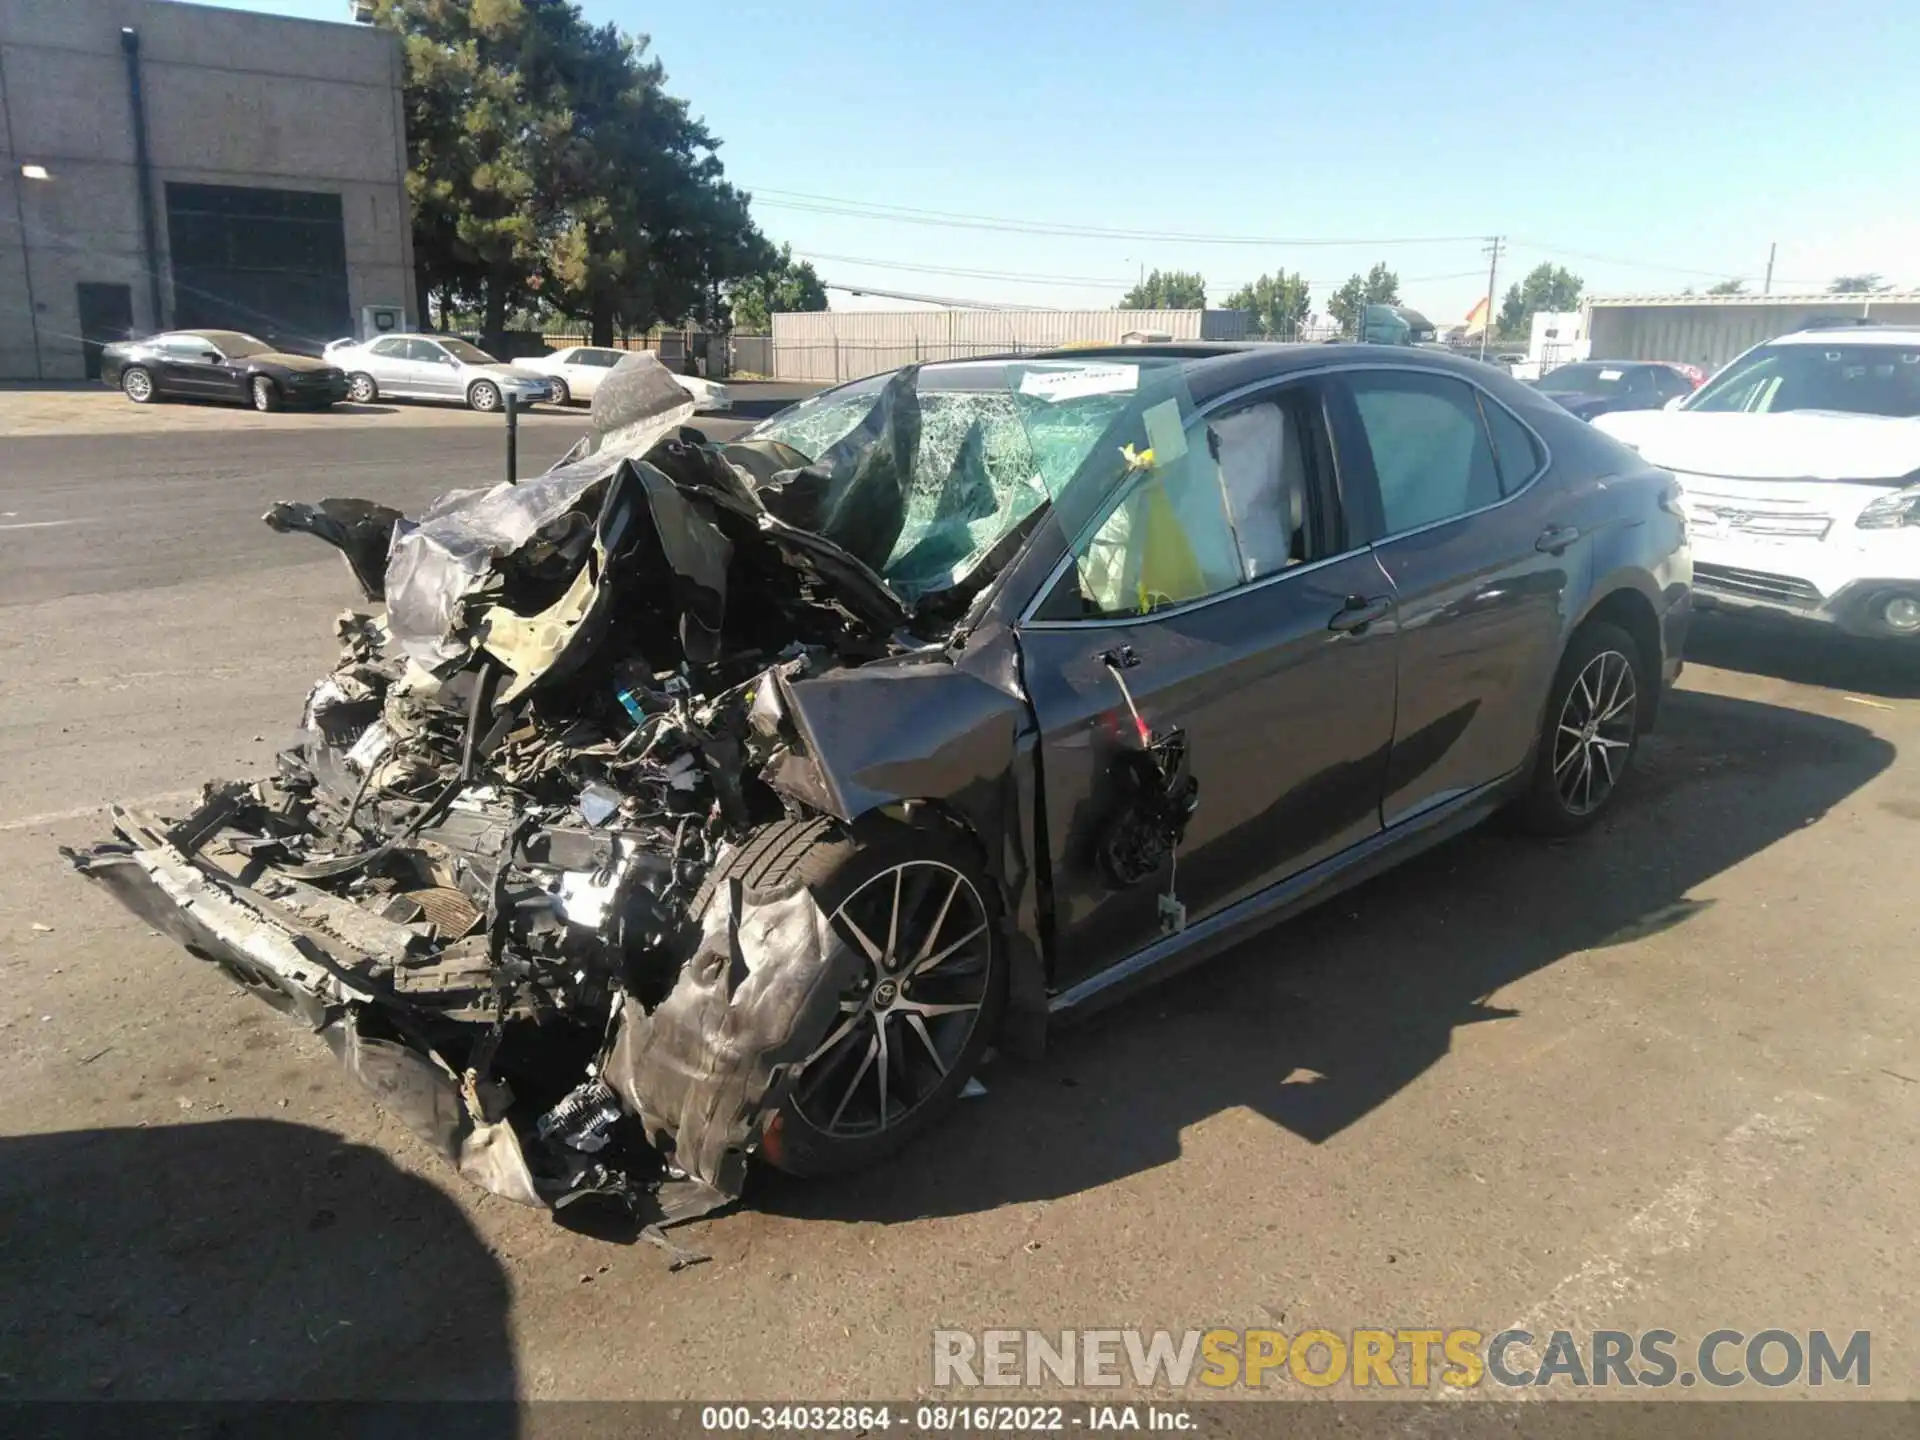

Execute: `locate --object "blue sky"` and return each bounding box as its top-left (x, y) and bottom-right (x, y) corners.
top-left (195, 0), bottom-right (1918, 319)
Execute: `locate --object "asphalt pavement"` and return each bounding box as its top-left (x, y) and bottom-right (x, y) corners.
top-left (3, 399), bottom-right (1918, 1412)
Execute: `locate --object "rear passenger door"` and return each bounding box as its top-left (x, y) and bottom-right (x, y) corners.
top-left (1331, 367), bottom-right (1583, 827)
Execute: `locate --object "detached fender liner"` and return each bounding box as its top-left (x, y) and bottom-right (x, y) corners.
top-left (604, 874), bottom-right (861, 1202)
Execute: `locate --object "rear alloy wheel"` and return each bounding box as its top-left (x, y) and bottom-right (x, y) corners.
top-left (467, 379), bottom-right (502, 413)
top-left (1513, 620), bottom-right (1645, 835)
top-left (548, 377), bottom-right (571, 406)
top-left (346, 372), bottom-right (377, 404)
top-left (121, 367), bottom-right (156, 403)
top-left (251, 376), bottom-right (281, 413)
top-left (695, 817), bottom-right (1005, 1178)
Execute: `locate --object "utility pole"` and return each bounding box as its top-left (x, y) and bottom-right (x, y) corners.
top-left (1763, 241), bottom-right (1776, 296)
top-left (1479, 236), bottom-right (1503, 361)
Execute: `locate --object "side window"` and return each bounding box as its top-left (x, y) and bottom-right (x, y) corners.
top-left (1478, 394), bottom-right (1542, 495)
top-left (1036, 392), bottom-right (1321, 621)
top-left (407, 339), bottom-right (448, 363)
top-left (369, 337), bottom-right (407, 357)
top-left (581, 349), bottom-right (623, 367)
top-left (1348, 372), bottom-right (1502, 535)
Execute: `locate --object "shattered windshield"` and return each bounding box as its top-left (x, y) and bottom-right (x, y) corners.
top-left (749, 358), bottom-right (1181, 601)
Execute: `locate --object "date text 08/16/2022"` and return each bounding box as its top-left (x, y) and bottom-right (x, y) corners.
top-left (699, 1404), bottom-right (1195, 1432)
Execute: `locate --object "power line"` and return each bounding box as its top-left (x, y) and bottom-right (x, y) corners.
top-left (746, 185), bottom-right (1484, 248)
top-left (797, 250), bottom-right (1128, 287)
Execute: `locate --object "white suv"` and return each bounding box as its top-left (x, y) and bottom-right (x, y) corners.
top-left (1595, 323), bottom-right (1920, 641)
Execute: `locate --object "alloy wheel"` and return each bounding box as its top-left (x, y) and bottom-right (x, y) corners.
top-left (550, 378), bottom-right (570, 406)
top-left (1553, 649), bottom-right (1637, 816)
top-left (470, 381), bottom-right (501, 412)
top-left (252, 377), bottom-right (274, 411)
top-left (788, 860), bottom-right (993, 1140)
top-left (347, 374), bottom-right (375, 404)
top-left (123, 369), bottom-right (153, 402)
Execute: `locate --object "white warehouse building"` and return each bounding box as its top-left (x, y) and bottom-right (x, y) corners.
top-left (1585, 291), bottom-right (1920, 372)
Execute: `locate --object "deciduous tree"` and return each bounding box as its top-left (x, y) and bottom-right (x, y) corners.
top-left (1222, 270), bottom-right (1312, 339)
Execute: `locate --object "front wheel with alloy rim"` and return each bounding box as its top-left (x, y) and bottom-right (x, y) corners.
top-left (346, 372), bottom-right (377, 404)
top-left (467, 379), bottom-right (502, 412)
top-left (1512, 620), bottom-right (1646, 836)
top-left (250, 376), bottom-right (281, 412)
top-left (121, 367), bottom-right (157, 403)
top-left (696, 817), bottom-right (1006, 1178)
top-left (548, 377), bottom-right (571, 406)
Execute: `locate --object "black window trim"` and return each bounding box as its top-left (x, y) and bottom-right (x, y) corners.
top-left (1020, 371), bottom-right (1363, 630)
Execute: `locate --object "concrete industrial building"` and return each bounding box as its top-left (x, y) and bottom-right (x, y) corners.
top-left (1586, 291), bottom-right (1920, 371)
top-left (0, 0), bottom-right (414, 380)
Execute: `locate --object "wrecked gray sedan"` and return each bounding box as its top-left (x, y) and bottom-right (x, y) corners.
top-left (67, 344), bottom-right (1688, 1229)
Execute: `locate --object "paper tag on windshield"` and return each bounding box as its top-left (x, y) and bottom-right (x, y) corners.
top-left (1017, 363), bottom-right (1138, 403)
top-left (1598, 369), bottom-right (1623, 380)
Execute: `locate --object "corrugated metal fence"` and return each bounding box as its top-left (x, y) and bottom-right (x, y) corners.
top-left (768, 309), bottom-right (1251, 383)
top-left (1587, 297), bottom-right (1920, 370)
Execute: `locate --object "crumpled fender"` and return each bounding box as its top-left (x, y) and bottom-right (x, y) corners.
top-left (763, 647), bottom-right (1051, 1055)
top-left (603, 874), bottom-right (860, 1198)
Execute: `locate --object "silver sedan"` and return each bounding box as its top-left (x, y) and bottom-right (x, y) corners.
top-left (324, 333), bottom-right (553, 411)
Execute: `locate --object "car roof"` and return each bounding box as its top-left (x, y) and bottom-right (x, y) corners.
top-left (159, 329), bottom-right (261, 346)
top-left (1769, 324), bottom-right (1920, 346)
top-left (1027, 340), bottom-right (1533, 404)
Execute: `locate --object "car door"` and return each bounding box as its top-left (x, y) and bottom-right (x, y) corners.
top-left (151, 335), bottom-right (213, 397)
top-left (361, 336), bottom-right (416, 395)
top-left (569, 348), bottom-right (616, 399)
top-left (1330, 367), bottom-right (1584, 828)
top-left (406, 338), bottom-right (463, 399)
top-left (1017, 376), bottom-right (1401, 988)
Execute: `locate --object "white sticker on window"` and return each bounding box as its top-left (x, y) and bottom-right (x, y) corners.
top-left (1598, 369), bottom-right (1623, 380)
top-left (1017, 363), bottom-right (1138, 402)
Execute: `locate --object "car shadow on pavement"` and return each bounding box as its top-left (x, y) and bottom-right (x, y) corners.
top-left (753, 688), bottom-right (1896, 1222)
top-left (0, 1119), bottom-right (515, 1405)
top-left (1685, 612), bottom-right (1920, 699)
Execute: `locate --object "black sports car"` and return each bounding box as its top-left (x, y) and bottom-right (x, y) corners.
top-left (67, 345), bottom-right (1690, 1230)
top-left (100, 329), bottom-right (349, 412)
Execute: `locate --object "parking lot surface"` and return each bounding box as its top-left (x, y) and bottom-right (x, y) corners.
top-left (2, 406), bottom-right (1917, 1408)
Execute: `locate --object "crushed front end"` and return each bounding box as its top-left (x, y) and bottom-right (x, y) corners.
top-left (65, 357), bottom-right (978, 1230)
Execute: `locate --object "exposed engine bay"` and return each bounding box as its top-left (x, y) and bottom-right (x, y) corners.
top-left (64, 357), bottom-right (1029, 1239)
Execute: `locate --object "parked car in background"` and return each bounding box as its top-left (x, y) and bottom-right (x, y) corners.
top-left (520, 345), bottom-right (734, 412)
top-left (70, 343), bottom-right (1690, 1209)
top-left (1534, 361), bottom-right (1696, 420)
top-left (1595, 324), bottom-right (1920, 641)
top-left (323, 333), bottom-right (553, 412)
top-left (101, 330), bottom-right (348, 412)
